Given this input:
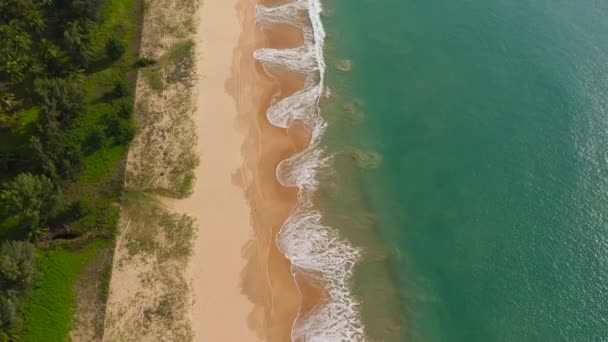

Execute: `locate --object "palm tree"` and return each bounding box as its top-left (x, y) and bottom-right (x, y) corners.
top-left (0, 173), bottom-right (62, 239)
top-left (0, 84), bottom-right (18, 113)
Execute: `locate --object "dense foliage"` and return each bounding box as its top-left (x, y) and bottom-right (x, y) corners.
top-left (0, 173), bottom-right (62, 240)
top-left (0, 241), bottom-right (35, 334)
top-left (0, 0), bottom-right (141, 337)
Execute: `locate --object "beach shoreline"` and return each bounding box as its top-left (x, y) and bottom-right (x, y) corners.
top-left (184, 0), bottom-right (319, 340)
top-left (233, 0), bottom-right (314, 340)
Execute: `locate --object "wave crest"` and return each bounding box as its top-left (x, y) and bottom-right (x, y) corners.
top-left (254, 1), bottom-right (366, 341)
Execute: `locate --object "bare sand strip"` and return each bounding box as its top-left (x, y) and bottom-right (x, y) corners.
top-left (179, 0), bottom-right (261, 340)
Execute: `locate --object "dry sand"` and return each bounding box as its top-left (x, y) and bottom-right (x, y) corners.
top-left (178, 0), bottom-right (261, 340)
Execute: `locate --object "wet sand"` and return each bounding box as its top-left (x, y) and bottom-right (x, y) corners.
top-left (232, 0), bottom-right (302, 340)
top-left (233, 0), bottom-right (326, 341)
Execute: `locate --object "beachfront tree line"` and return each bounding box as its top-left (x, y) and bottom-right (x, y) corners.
top-left (0, 0), bottom-right (138, 335)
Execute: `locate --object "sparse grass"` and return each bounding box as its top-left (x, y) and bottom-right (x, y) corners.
top-left (172, 154), bottom-right (199, 198)
top-left (140, 269), bottom-right (192, 340)
top-left (104, 191), bottom-right (195, 340)
top-left (144, 67), bottom-right (164, 91)
top-left (121, 192), bottom-right (195, 264)
top-left (165, 40), bottom-right (196, 87)
top-left (126, 43), bottom-right (198, 198)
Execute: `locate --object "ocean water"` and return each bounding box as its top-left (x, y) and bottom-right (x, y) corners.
top-left (319, 0), bottom-right (608, 341)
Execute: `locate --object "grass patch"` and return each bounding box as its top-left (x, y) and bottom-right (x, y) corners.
top-left (172, 154), bottom-right (198, 198)
top-left (165, 40), bottom-right (195, 87)
top-left (18, 240), bottom-right (109, 341)
top-left (81, 145), bottom-right (126, 184)
top-left (143, 68), bottom-right (164, 92)
top-left (121, 192), bottom-right (195, 264)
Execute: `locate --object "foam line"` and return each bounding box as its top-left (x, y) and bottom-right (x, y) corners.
top-left (254, 1), bottom-right (367, 341)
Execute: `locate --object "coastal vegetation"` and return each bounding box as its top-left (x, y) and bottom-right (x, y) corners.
top-left (103, 193), bottom-right (195, 340)
top-left (0, 0), bottom-right (142, 337)
top-left (101, 0), bottom-right (200, 338)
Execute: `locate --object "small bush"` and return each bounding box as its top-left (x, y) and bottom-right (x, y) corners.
top-left (106, 113), bottom-right (135, 145)
top-left (116, 98), bottom-right (133, 119)
top-left (69, 200), bottom-right (89, 220)
top-left (112, 81), bottom-right (129, 98)
top-left (87, 126), bottom-right (105, 150)
top-left (106, 37), bottom-right (127, 61)
top-left (116, 120), bottom-right (135, 145)
top-left (134, 57), bottom-right (157, 68)
top-left (105, 38), bottom-right (126, 61)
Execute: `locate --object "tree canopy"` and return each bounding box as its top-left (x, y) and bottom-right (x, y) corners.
top-left (0, 240), bottom-right (36, 331)
top-left (0, 173), bottom-right (62, 236)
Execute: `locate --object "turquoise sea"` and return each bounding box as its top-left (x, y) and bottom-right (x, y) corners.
top-left (319, 0), bottom-right (608, 340)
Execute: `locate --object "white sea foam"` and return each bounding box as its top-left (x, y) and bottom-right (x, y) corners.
top-left (255, 1), bottom-right (367, 341)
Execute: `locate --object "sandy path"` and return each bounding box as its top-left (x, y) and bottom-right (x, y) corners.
top-left (179, 0), bottom-right (261, 340)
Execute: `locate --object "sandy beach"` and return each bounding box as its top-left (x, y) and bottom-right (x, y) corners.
top-left (103, 0), bottom-right (325, 340)
top-left (185, 0), bottom-right (326, 340)
top-left (179, 0), bottom-right (262, 340)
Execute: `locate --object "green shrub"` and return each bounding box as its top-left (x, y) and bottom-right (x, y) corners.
top-left (106, 113), bottom-right (134, 145)
top-left (134, 57), bottom-right (157, 68)
top-left (105, 37), bottom-right (126, 61)
top-left (112, 81), bottom-right (129, 98)
top-left (116, 98), bottom-right (133, 119)
top-left (86, 125), bottom-right (106, 151)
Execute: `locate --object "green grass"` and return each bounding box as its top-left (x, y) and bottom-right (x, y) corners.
top-left (61, 0), bottom-right (140, 238)
top-left (143, 68), bottom-right (164, 91)
top-left (81, 145), bottom-right (126, 184)
top-left (90, 0), bottom-right (139, 55)
top-left (19, 240), bottom-right (109, 341)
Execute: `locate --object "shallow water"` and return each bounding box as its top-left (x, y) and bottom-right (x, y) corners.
top-left (320, 0), bottom-right (608, 340)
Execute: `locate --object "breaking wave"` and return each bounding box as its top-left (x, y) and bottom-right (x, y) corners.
top-left (254, 1), bottom-right (366, 341)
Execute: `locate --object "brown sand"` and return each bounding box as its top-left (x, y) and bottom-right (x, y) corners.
top-left (181, 0), bottom-right (327, 340)
top-left (233, 0), bottom-right (327, 341)
top-left (232, 1), bottom-right (302, 340)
